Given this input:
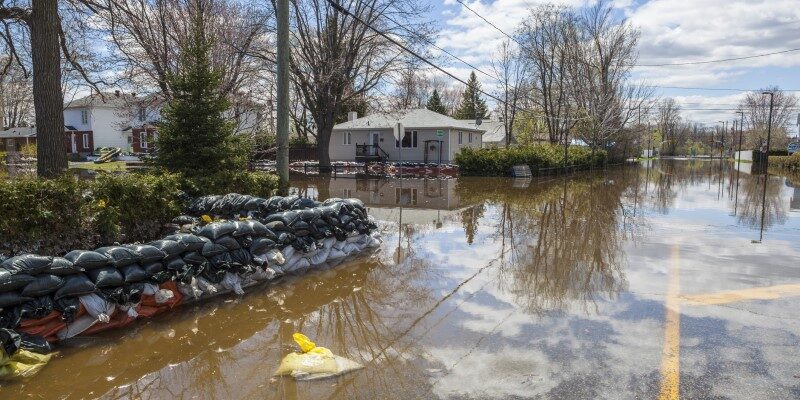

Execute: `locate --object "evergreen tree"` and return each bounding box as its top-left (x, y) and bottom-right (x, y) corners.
top-left (453, 72), bottom-right (489, 120)
top-left (426, 89), bottom-right (447, 115)
top-left (155, 13), bottom-right (241, 175)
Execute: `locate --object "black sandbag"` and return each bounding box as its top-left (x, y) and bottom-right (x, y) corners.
top-left (232, 221), bottom-right (255, 237)
top-left (100, 285), bottom-right (142, 305)
top-left (236, 235), bottom-right (253, 249)
top-left (197, 221), bottom-right (237, 240)
top-left (147, 240), bottom-right (186, 260)
top-left (165, 257), bottom-right (187, 271)
top-left (149, 270), bottom-right (172, 284)
top-left (163, 233), bottom-right (206, 252)
top-left (265, 220), bottom-right (290, 233)
top-left (64, 250), bottom-right (111, 270)
top-left (201, 242), bottom-right (228, 257)
top-left (86, 267), bottom-right (124, 288)
top-left (0, 271), bottom-right (35, 293)
top-left (21, 275), bottom-right (65, 297)
top-left (291, 197), bottom-right (319, 210)
top-left (182, 252), bottom-right (208, 266)
top-left (229, 249), bottom-right (251, 266)
top-left (215, 236), bottom-right (241, 251)
top-left (243, 197), bottom-right (265, 211)
top-left (201, 265), bottom-right (226, 284)
top-left (172, 215), bottom-right (196, 225)
top-left (250, 238), bottom-right (277, 254)
top-left (20, 332), bottom-right (53, 354)
top-left (0, 292), bottom-right (33, 308)
top-left (120, 264), bottom-right (147, 283)
top-left (0, 254), bottom-right (53, 275)
top-left (96, 246), bottom-right (143, 268)
top-left (55, 297), bottom-right (80, 323)
top-left (142, 262), bottom-right (165, 276)
top-left (17, 296), bottom-right (54, 321)
top-left (126, 245), bottom-right (168, 264)
top-left (297, 208), bottom-right (321, 222)
top-left (209, 252), bottom-right (233, 269)
top-left (54, 273), bottom-right (96, 299)
top-left (42, 257), bottom-right (84, 276)
top-left (0, 328), bottom-right (20, 356)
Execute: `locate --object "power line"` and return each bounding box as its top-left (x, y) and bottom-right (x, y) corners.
top-left (636, 47), bottom-right (800, 67)
top-left (451, 0), bottom-right (800, 68)
top-left (652, 85), bottom-right (800, 92)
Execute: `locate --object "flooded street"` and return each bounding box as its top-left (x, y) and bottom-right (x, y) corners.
top-left (3, 159), bottom-right (800, 399)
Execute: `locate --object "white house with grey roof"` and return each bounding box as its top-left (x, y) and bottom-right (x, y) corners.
top-left (330, 109), bottom-right (485, 164)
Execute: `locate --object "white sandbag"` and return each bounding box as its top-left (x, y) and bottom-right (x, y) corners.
top-left (221, 272), bottom-right (244, 295)
top-left (267, 249), bottom-right (286, 265)
top-left (79, 293), bottom-right (115, 323)
top-left (178, 277), bottom-right (203, 300)
top-left (309, 246), bottom-right (331, 265)
top-left (57, 314), bottom-right (98, 340)
top-left (321, 237), bottom-right (336, 250)
top-left (196, 276), bottom-right (219, 295)
top-left (141, 283), bottom-right (160, 296)
top-left (281, 246), bottom-right (296, 262)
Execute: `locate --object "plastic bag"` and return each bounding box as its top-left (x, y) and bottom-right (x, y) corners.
top-left (125, 245), bottom-right (168, 264)
top-left (0, 292), bottom-right (32, 308)
top-left (0, 255), bottom-right (53, 275)
top-left (221, 273), bottom-right (244, 295)
top-left (0, 271), bottom-right (36, 293)
top-left (147, 240), bottom-right (186, 260)
top-left (120, 264), bottom-right (148, 283)
top-left (163, 234), bottom-right (207, 252)
top-left (79, 293), bottom-right (115, 323)
top-left (0, 348), bottom-right (52, 379)
top-left (21, 274), bottom-right (65, 297)
top-left (95, 246), bottom-right (143, 268)
top-left (64, 250), bottom-right (110, 270)
top-left (42, 257), bottom-right (84, 276)
top-left (274, 333), bottom-right (363, 380)
top-left (86, 267), bottom-right (124, 288)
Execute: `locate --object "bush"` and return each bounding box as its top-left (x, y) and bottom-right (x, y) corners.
top-left (454, 144), bottom-right (607, 176)
top-left (770, 153), bottom-right (800, 171)
top-left (0, 170), bottom-right (279, 255)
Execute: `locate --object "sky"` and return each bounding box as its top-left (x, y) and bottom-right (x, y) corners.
top-left (429, 0), bottom-right (800, 132)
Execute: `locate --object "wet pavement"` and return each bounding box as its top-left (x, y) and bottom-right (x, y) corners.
top-left (3, 159), bottom-right (800, 399)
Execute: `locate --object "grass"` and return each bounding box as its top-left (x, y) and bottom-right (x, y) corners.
top-left (69, 161), bottom-right (128, 172)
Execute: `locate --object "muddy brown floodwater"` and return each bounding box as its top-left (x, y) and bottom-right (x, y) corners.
top-left (2, 159), bottom-right (800, 399)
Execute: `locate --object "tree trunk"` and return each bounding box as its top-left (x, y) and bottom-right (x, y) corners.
top-left (30, 0), bottom-right (67, 177)
top-left (316, 122), bottom-right (332, 173)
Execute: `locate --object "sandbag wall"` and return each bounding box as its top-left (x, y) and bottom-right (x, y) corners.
top-left (0, 194), bottom-right (381, 368)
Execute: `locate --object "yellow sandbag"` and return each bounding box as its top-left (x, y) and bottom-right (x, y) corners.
top-left (274, 332), bottom-right (363, 379)
top-left (0, 349), bottom-right (52, 379)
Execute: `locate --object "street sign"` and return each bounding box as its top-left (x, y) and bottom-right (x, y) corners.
top-left (436, 129), bottom-right (444, 138)
top-left (789, 142), bottom-right (799, 155)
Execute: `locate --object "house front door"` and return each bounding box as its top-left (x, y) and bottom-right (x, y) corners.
top-left (369, 131), bottom-right (380, 155)
top-left (70, 133), bottom-right (77, 153)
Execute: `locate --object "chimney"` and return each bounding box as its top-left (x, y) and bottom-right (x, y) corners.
top-left (114, 90), bottom-right (121, 97)
top-left (348, 111), bottom-right (358, 122)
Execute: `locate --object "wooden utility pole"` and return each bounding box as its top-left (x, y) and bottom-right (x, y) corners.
top-left (275, 0), bottom-right (289, 185)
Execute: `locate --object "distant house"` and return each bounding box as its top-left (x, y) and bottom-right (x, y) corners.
top-left (64, 91), bottom-right (140, 151)
top-left (0, 126), bottom-right (94, 155)
top-left (457, 119), bottom-right (517, 148)
top-left (330, 109), bottom-right (485, 164)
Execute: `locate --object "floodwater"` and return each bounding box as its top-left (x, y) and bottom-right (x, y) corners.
top-left (3, 159), bottom-right (800, 399)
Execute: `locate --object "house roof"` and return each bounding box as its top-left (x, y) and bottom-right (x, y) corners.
top-left (458, 119), bottom-right (511, 143)
top-left (0, 127), bottom-right (36, 138)
top-left (64, 92), bottom-right (161, 109)
top-left (334, 109), bottom-right (486, 132)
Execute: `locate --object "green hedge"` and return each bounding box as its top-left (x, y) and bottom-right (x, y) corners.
top-left (0, 170), bottom-right (279, 255)
top-left (770, 154), bottom-right (800, 171)
top-left (455, 144), bottom-right (607, 176)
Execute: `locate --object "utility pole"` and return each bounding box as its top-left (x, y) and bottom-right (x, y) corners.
top-left (275, 0), bottom-right (290, 186)
top-left (736, 111), bottom-right (744, 160)
top-left (763, 91), bottom-right (775, 162)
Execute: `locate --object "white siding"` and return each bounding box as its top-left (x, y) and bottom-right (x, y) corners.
top-left (330, 127), bottom-right (480, 163)
top-left (90, 108), bottom-right (131, 150)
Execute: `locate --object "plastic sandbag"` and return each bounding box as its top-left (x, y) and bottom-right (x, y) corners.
top-left (0, 292), bottom-right (33, 308)
top-left (21, 275), bottom-right (65, 297)
top-left (250, 238), bottom-right (277, 255)
top-left (42, 257), bottom-right (83, 276)
top-left (64, 250), bottom-right (110, 270)
top-left (266, 249), bottom-right (285, 265)
top-left (182, 252), bottom-right (207, 266)
top-left (215, 236), bottom-right (241, 251)
top-left (120, 264), bottom-right (148, 283)
top-left (147, 240), bottom-right (186, 260)
top-left (163, 234), bottom-right (207, 252)
top-left (221, 273), bottom-right (244, 295)
top-left (0, 348), bottom-right (52, 379)
top-left (197, 222), bottom-right (237, 240)
top-left (125, 245), bottom-right (168, 264)
top-left (54, 273), bottom-right (96, 299)
top-left (274, 333), bottom-right (362, 380)
top-left (201, 242), bottom-right (228, 258)
top-left (86, 267), bottom-right (124, 288)
top-left (0, 255), bottom-right (53, 275)
top-left (177, 277), bottom-right (203, 300)
top-left (95, 246), bottom-right (143, 268)
top-left (229, 249), bottom-right (251, 267)
top-left (0, 271), bottom-right (35, 293)
top-left (195, 276), bottom-right (219, 295)
top-left (56, 314), bottom-right (97, 340)
top-left (79, 293), bottom-right (114, 322)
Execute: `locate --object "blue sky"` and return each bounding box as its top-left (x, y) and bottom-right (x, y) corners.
top-left (426, 0), bottom-right (800, 131)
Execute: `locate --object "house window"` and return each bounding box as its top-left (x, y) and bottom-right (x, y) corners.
top-left (342, 189), bottom-right (352, 198)
top-left (468, 132), bottom-right (473, 143)
top-left (82, 133), bottom-right (89, 149)
top-left (140, 132), bottom-right (148, 149)
top-left (458, 131), bottom-right (463, 145)
top-left (138, 107), bottom-right (146, 122)
top-left (80, 109), bottom-right (89, 124)
top-left (343, 131), bottom-right (352, 145)
top-left (395, 188), bottom-right (417, 206)
top-left (396, 130), bottom-right (418, 148)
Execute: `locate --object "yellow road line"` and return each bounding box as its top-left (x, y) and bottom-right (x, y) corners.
top-left (658, 244), bottom-right (681, 400)
top-left (680, 284), bottom-right (800, 305)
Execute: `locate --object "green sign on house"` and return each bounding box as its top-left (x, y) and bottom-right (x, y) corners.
top-left (436, 129), bottom-right (444, 138)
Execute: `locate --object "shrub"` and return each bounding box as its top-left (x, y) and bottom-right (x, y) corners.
top-left (0, 170), bottom-right (279, 255)
top-left (770, 153), bottom-right (800, 171)
top-left (455, 144), bottom-right (607, 176)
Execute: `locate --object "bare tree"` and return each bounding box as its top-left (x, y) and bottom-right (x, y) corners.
top-left (274, 0), bottom-right (433, 170)
top-left (656, 98), bottom-right (681, 154)
top-left (0, 62), bottom-right (33, 127)
top-left (738, 86), bottom-right (799, 150)
top-left (491, 40), bottom-right (527, 147)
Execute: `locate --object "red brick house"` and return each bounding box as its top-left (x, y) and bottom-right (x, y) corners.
top-left (129, 124), bottom-right (158, 154)
top-left (0, 127), bottom-right (94, 155)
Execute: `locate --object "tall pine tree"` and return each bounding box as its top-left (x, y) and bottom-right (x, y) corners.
top-left (426, 89), bottom-right (447, 114)
top-left (453, 72), bottom-right (489, 120)
top-left (155, 12), bottom-right (241, 175)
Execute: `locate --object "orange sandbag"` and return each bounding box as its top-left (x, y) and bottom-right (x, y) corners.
top-left (135, 304), bottom-right (161, 318)
top-left (80, 310), bottom-right (136, 336)
top-left (17, 311), bottom-right (67, 340)
top-left (18, 311), bottom-right (61, 329)
top-left (140, 281), bottom-right (183, 311)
